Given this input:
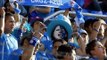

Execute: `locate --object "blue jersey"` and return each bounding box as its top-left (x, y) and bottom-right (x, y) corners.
top-left (0, 34), bottom-right (18, 60)
top-left (8, 49), bottom-right (23, 60)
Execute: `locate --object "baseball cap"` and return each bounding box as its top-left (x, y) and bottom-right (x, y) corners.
top-left (79, 29), bottom-right (88, 35)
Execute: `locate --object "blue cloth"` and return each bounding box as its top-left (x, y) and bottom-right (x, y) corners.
top-left (29, 36), bottom-right (40, 46)
top-left (40, 32), bottom-right (53, 52)
top-left (89, 57), bottom-right (99, 60)
top-left (18, 0), bottom-right (62, 7)
top-left (36, 7), bottom-right (54, 18)
top-left (68, 41), bottom-right (80, 49)
top-left (75, 0), bottom-right (84, 7)
top-left (23, 22), bottom-right (31, 32)
top-left (8, 49), bottom-right (23, 60)
top-left (59, 0), bottom-right (85, 25)
top-left (82, 9), bottom-right (103, 20)
top-left (0, 34), bottom-right (18, 60)
top-left (12, 28), bottom-right (22, 45)
top-left (29, 7), bottom-right (54, 19)
top-left (14, 8), bottom-right (21, 14)
top-left (36, 51), bottom-right (56, 60)
top-left (0, 0), bottom-right (5, 7)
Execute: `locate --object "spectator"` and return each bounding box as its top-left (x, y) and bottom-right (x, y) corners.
top-left (22, 16), bottom-right (46, 60)
top-left (70, 19), bottom-right (87, 56)
top-left (57, 44), bottom-right (76, 60)
top-left (9, 32), bottom-right (32, 60)
top-left (97, 19), bottom-right (106, 41)
top-left (86, 40), bottom-right (107, 60)
top-left (47, 19), bottom-right (72, 42)
top-left (52, 40), bottom-right (63, 58)
top-left (0, 9), bottom-right (18, 60)
top-left (79, 29), bottom-right (89, 45)
top-left (84, 19), bottom-right (102, 41)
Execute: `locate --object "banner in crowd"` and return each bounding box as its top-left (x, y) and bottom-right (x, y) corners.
top-left (17, 0), bottom-right (84, 25)
top-left (17, 0), bottom-right (62, 7)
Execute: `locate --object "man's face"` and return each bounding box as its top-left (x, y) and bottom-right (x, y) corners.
top-left (33, 21), bottom-right (45, 33)
top-left (92, 41), bottom-right (106, 58)
top-left (97, 25), bottom-right (105, 39)
top-left (81, 33), bottom-right (88, 44)
top-left (5, 16), bottom-right (15, 33)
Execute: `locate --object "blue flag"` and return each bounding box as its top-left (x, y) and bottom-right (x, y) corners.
top-left (17, 0), bottom-right (62, 7)
top-left (17, 0), bottom-right (85, 25)
top-left (59, 0), bottom-right (85, 25)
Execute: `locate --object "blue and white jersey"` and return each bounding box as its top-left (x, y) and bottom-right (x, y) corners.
top-left (0, 34), bottom-right (18, 60)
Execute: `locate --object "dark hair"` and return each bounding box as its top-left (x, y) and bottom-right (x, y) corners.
top-left (53, 40), bottom-right (63, 45)
top-left (4, 0), bottom-right (15, 14)
top-left (57, 44), bottom-right (72, 53)
top-left (28, 11), bottom-right (44, 27)
top-left (86, 40), bottom-right (97, 56)
top-left (51, 25), bottom-right (68, 42)
top-left (31, 20), bottom-right (41, 28)
top-left (20, 32), bottom-right (32, 46)
top-left (4, 0), bottom-right (10, 10)
top-left (56, 44), bottom-right (73, 59)
top-left (5, 13), bottom-right (14, 22)
top-left (84, 19), bottom-right (93, 29)
top-left (5, 12), bottom-right (13, 17)
top-left (84, 19), bottom-right (100, 33)
top-left (70, 18), bottom-right (75, 24)
top-left (57, 44), bottom-right (73, 59)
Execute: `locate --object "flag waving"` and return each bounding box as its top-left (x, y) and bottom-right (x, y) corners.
top-left (59, 0), bottom-right (85, 26)
top-left (17, 0), bottom-right (62, 7)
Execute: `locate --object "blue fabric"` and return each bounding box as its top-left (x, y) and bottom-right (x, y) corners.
top-left (40, 32), bottom-right (53, 52)
top-left (82, 9), bottom-right (103, 20)
top-left (35, 7), bottom-right (54, 18)
top-left (36, 51), bottom-right (56, 60)
top-left (12, 28), bottom-right (22, 45)
top-left (75, 0), bottom-right (84, 7)
top-left (29, 7), bottom-right (54, 19)
top-left (8, 49), bottom-right (23, 60)
top-left (68, 41), bottom-right (80, 49)
top-left (14, 8), bottom-right (21, 14)
top-left (59, 0), bottom-right (85, 25)
top-left (18, 0), bottom-right (62, 7)
top-left (0, 34), bottom-right (18, 60)
top-left (36, 51), bottom-right (49, 60)
top-left (0, 0), bottom-right (5, 7)
top-left (29, 36), bottom-right (39, 46)
top-left (23, 22), bottom-right (31, 32)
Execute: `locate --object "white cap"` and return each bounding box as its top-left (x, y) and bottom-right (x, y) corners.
top-left (79, 29), bottom-right (88, 35)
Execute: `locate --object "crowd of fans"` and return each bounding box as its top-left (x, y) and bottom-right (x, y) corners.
top-left (0, 0), bottom-right (107, 60)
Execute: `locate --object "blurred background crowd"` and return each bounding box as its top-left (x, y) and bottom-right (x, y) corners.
top-left (0, 0), bottom-right (107, 60)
